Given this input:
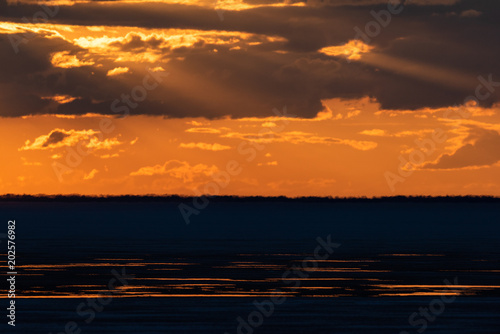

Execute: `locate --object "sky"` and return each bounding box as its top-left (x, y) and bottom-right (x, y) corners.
top-left (0, 0), bottom-right (499, 196)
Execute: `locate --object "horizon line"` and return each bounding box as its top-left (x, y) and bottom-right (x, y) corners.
top-left (1, 194), bottom-right (499, 202)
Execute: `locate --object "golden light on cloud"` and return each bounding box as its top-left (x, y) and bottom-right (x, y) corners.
top-left (130, 160), bottom-right (218, 182)
top-left (221, 130), bottom-right (378, 151)
top-left (107, 67), bottom-right (130, 76)
top-left (67, 29), bottom-right (281, 65)
top-left (257, 161), bottom-right (278, 166)
top-left (83, 169), bottom-right (98, 180)
top-left (51, 51), bottom-right (94, 68)
top-left (20, 129), bottom-right (98, 151)
top-left (20, 128), bottom-right (122, 152)
top-left (186, 128), bottom-right (222, 134)
top-left (1, 95), bottom-right (499, 196)
top-left (179, 142), bottom-right (231, 151)
top-left (214, 0), bottom-right (305, 11)
top-left (43, 95), bottom-right (79, 104)
top-left (6, 0), bottom-right (89, 4)
top-left (319, 40), bottom-right (374, 60)
top-left (0, 0), bottom-right (498, 199)
top-left (360, 129), bottom-right (387, 136)
top-left (0, 21), bottom-right (67, 38)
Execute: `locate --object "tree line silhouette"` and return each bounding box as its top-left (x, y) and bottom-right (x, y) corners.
top-left (0, 194), bottom-right (498, 203)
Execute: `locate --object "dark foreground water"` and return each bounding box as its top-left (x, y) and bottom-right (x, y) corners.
top-left (1, 199), bottom-right (499, 333)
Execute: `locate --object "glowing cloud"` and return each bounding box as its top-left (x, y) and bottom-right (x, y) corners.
top-left (83, 169), bottom-right (98, 180)
top-left (130, 160), bottom-right (219, 182)
top-left (319, 40), bottom-right (374, 60)
top-left (20, 129), bottom-right (122, 151)
top-left (360, 129), bottom-right (387, 136)
top-left (107, 67), bottom-right (130, 76)
top-left (50, 51), bottom-right (94, 68)
top-left (42, 95), bottom-right (79, 104)
top-left (422, 128), bottom-right (500, 170)
top-left (185, 128), bottom-right (222, 134)
top-left (222, 131), bottom-right (378, 151)
top-left (179, 142), bottom-right (231, 151)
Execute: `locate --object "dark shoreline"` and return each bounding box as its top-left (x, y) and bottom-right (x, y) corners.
top-left (1, 194), bottom-right (499, 203)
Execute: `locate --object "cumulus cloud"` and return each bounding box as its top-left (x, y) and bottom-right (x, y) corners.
top-left (43, 130), bottom-right (70, 147)
top-left (185, 128), bottom-right (222, 134)
top-left (19, 129), bottom-right (122, 151)
top-left (460, 9), bottom-right (482, 18)
top-left (319, 40), bottom-right (374, 60)
top-left (20, 129), bottom-right (96, 150)
top-left (267, 178), bottom-right (337, 192)
top-left (83, 169), bottom-right (98, 180)
top-left (422, 127), bottom-right (500, 170)
top-left (222, 130), bottom-right (378, 150)
top-left (51, 51), bottom-right (94, 68)
top-left (0, 0), bottom-right (499, 118)
top-left (257, 161), bottom-right (278, 166)
top-left (100, 153), bottom-right (119, 159)
top-left (130, 160), bottom-right (219, 181)
top-left (360, 129), bottom-right (387, 136)
top-left (360, 128), bottom-right (434, 137)
top-left (107, 67), bottom-right (130, 76)
top-left (179, 142), bottom-right (231, 151)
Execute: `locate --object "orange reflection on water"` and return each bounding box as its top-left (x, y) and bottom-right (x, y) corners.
top-left (377, 292), bottom-right (462, 297)
top-left (12, 292), bottom-right (297, 298)
top-left (381, 254), bottom-right (445, 257)
top-left (215, 264), bottom-right (285, 269)
top-left (304, 268), bottom-right (390, 273)
top-left (94, 258), bottom-right (144, 261)
top-left (314, 260), bottom-right (380, 263)
top-left (375, 284), bottom-right (500, 289)
top-left (18, 263), bottom-right (147, 269)
top-left (139, 278), bottom-right (263, 282)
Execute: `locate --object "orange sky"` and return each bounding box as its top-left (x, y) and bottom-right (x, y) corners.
top-left (1, 0), bottom-right (499, 196)
top-left (3, 97), bottom-right (500, 196)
